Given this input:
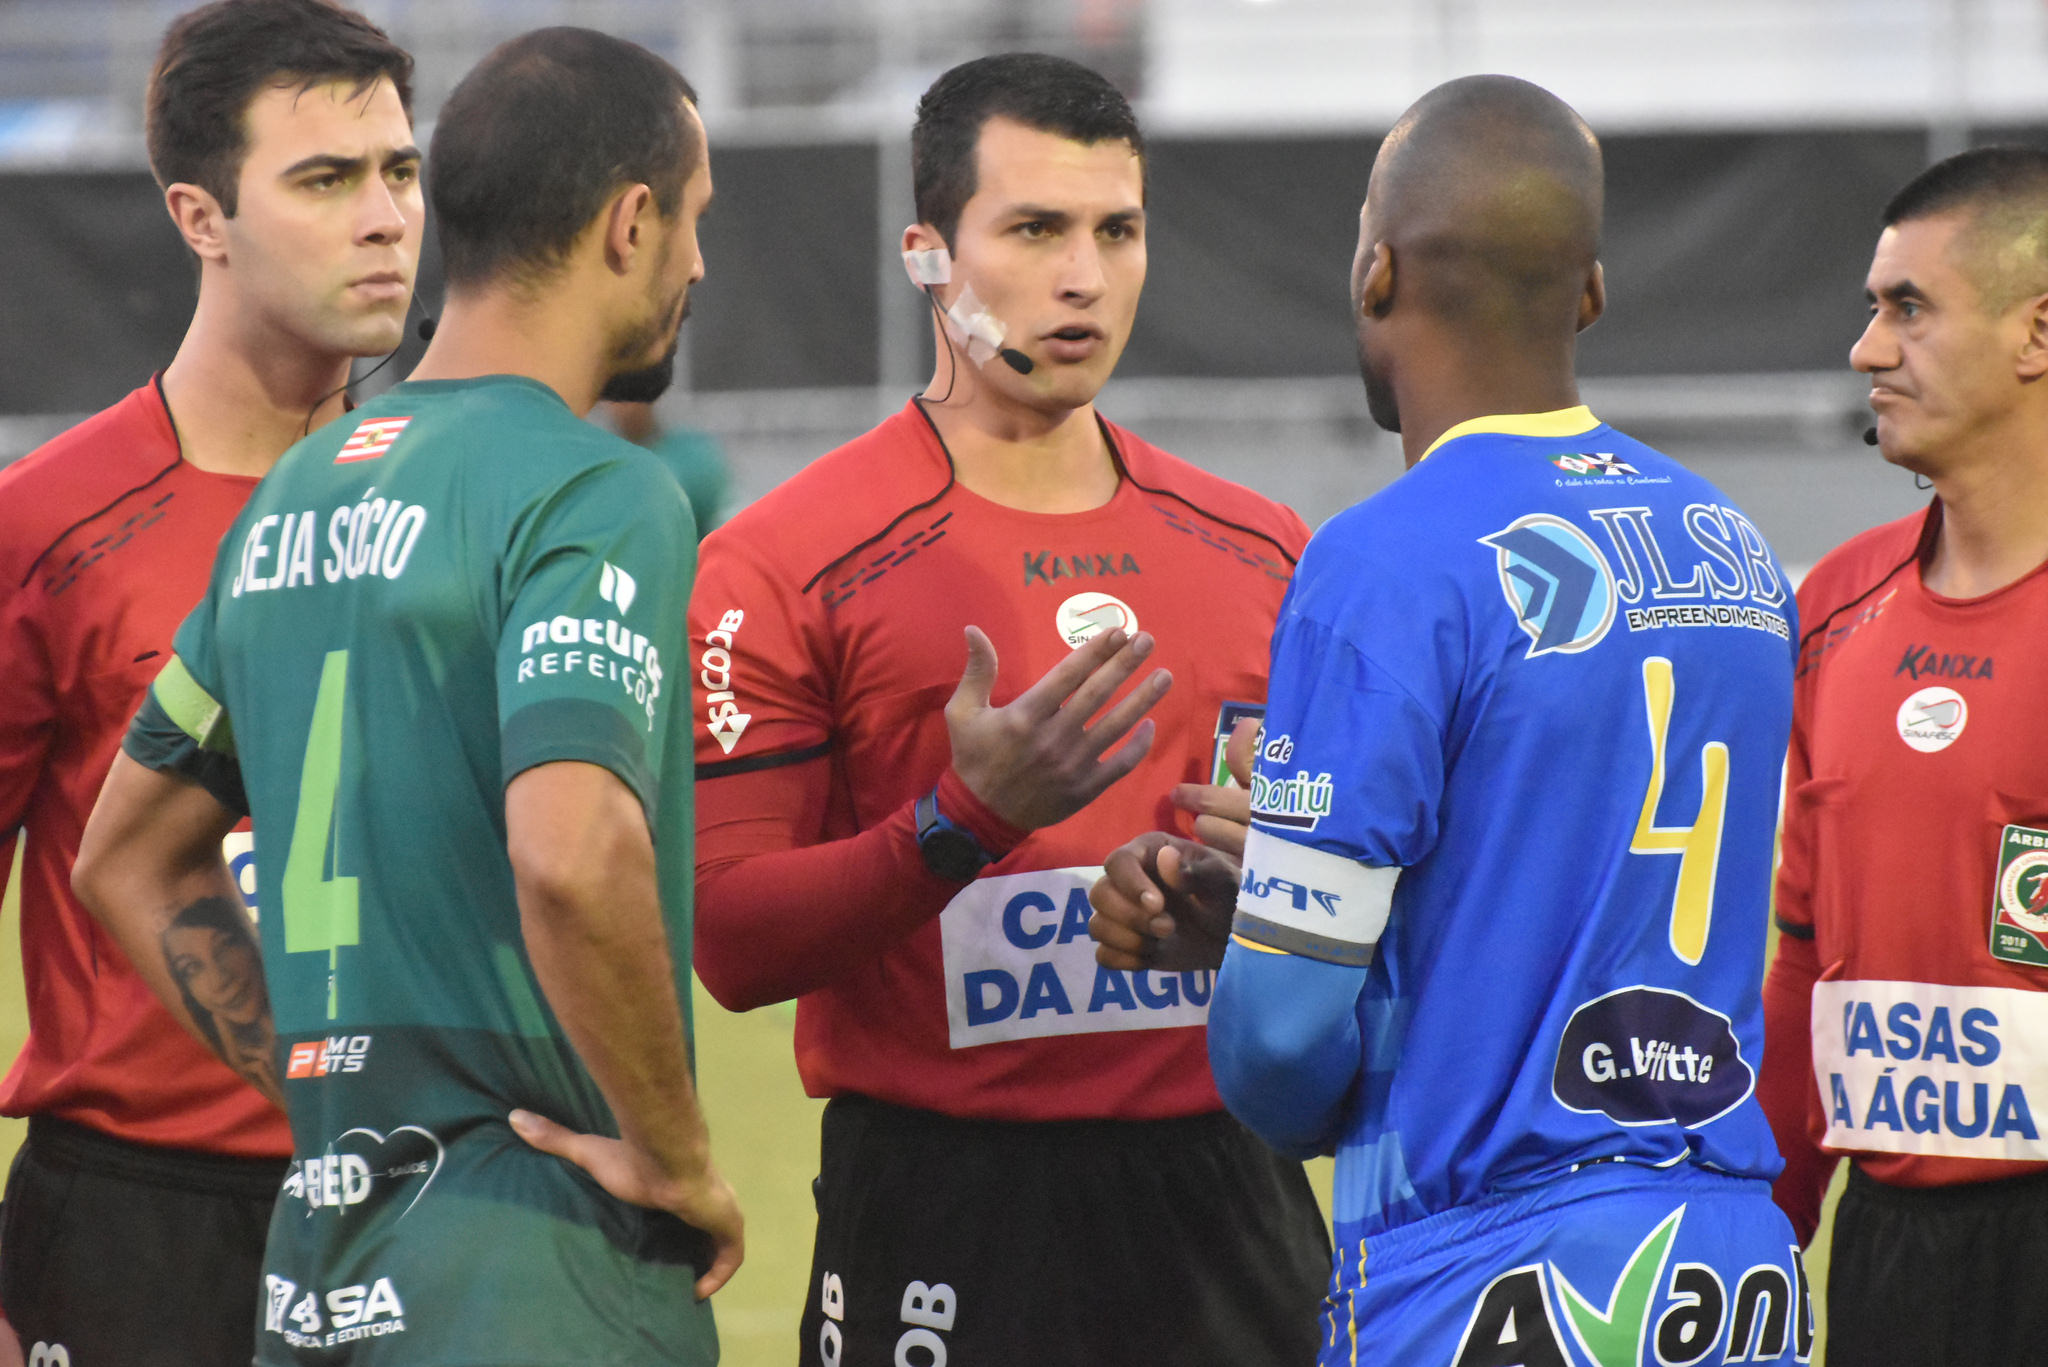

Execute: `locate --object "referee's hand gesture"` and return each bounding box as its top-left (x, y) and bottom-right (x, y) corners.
top-left (945, 624), bottom-right (1171, 830)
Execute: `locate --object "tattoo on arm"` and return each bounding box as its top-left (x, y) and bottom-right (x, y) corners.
top-left (161, 894), bottom-right (281, 1104)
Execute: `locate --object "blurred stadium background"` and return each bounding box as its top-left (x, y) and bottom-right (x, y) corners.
top-left (7, 0), bottom-right (2048, 1361)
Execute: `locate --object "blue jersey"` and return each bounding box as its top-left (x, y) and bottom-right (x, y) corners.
top-left (1211, 408), bottom-right (1796, 1249)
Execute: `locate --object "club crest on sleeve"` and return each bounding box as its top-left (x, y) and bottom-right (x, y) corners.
top-left (1479, 513), bottom-right (1617, 657)
top-left (335, 416), bottom-right (411, 464)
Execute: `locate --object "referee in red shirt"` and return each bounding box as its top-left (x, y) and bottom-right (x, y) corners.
top-left (691, 53), bottom-right (1330, 1367)
top-left (1760, 148), bottom-right (2048, 1365)
top-left (0, 4), bottom-right (419, 1361)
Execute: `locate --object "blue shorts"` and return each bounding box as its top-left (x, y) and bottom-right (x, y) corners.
top-left (1324, 1164), bottom-right (1812, 1366)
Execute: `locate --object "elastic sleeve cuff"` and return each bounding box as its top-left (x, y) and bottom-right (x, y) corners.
top-left (502, 697), bottom-right (657, 819)
top-left (935, 768), bottom-right (1029, 859)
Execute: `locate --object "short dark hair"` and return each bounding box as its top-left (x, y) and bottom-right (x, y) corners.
top-left (1885, 145), bottom-right (2048, 307)
top-left (430, 27), bottom-right (699, 291)
top-left (146, 0), bottom-right (413, 217)
top-left (911, 52), bottom-right (1144, 248)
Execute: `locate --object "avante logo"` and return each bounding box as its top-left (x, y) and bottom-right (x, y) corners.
top-left (334, 416), bottom-right (410, 464)
top-left (1896, 685), bottom-right (1967, 753)
top-left (1448, 1211), bottom-right (1814, 1367)
top-left (600, 561), bottom-right (637, 614)
top-left (1550, 452), bottom-right (1639, 477)
top-left (1055, 591), bottom-right (1137, 649)
top-left (1480, 513), bottom-right (1617, 657)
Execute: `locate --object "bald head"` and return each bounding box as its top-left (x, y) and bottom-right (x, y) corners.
top-left (1363, 75), bottom-right (1602, 339)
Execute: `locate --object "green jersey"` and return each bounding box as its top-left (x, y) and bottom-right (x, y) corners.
top-left (128, 376), bottom-right (714, 1365)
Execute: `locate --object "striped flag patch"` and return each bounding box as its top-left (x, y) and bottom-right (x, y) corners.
top-left (335, 416), bottom-right (412, 463)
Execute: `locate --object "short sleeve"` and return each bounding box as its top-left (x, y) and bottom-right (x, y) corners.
top-left (1233, 535), bottom-right (1457, 964)
top-left (124, 595), bottom-right (250, 816)
top-left (497, 456), bottom-right (693, 816)
top-left (688, 529), bottom-right (833, 778)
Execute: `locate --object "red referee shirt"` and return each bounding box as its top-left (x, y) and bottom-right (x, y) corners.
top-left (1762, 501), bottom-right (2048, 1239)
top-left (691, 400), bottom-right (1309, 1122)
top-left (0, 379), bottom-right (289, 1157)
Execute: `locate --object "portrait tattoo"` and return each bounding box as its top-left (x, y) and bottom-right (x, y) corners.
top-left (161, 894), bottom-right (279, 1101)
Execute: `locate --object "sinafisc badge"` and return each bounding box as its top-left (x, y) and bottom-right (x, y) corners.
top-left (1991, 823), bottom-right (2048, 967)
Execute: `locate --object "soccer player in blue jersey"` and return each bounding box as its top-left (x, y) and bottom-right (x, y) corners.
top-left (1092, 75), bottom-right (1813, 1365)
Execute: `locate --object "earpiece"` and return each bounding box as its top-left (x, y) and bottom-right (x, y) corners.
top-left (902, 243), bottom-right (1032, 375)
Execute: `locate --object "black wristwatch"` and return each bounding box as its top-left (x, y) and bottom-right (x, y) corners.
top-left (915, 785), bottom-right (997, 882)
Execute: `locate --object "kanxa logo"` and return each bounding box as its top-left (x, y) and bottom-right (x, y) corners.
top-left (1024, 550), bottom-right (1140, 586)
top-left (1895, 644), bottom-right (1993, 681)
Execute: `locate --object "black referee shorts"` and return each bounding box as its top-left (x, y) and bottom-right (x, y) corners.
top-left (0, 1115), bottom-right (287, 1367)
top-left (798, 1094), bottom-right (1332, 1367)
top-left (1826, 1161), bottom-right (2048, 1367)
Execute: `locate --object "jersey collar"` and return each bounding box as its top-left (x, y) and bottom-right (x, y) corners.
top-left (1419, 406), bottom-right (1601, 461)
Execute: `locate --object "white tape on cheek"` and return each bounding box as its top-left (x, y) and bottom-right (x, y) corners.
top-left (945, 283), bottom-right (1008, 366)
top-left (903, 247), bottom-right (951, 286)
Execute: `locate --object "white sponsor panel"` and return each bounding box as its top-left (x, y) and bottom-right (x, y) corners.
top-left (1813, 979), bottom-right (2048, 1160)
top-left (940, 866), bottom-right (1212, 1048)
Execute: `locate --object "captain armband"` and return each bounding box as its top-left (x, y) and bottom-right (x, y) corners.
top-left (1232, 827), bottom-right (1398, 968)
top-left (123, 655), bottom-right (248, 817)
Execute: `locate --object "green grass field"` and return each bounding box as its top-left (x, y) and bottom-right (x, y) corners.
top-left (1, 841), bottom-right (1838, 1365)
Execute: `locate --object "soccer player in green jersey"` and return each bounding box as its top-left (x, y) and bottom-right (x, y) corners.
top-left (73, 26), bottom-right (738, 1364)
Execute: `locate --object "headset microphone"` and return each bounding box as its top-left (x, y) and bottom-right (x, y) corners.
top-left (1863, 426), bottom-right (1879, 446)
top-left (904, 246), bottom-right (1034, 376)
top-left (417, 316), bottom-right (437, 342)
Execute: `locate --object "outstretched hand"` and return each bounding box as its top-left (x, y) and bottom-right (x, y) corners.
top-left (510, 1109), bottom-right (744, 1299)
top-left (1172, 714), bottom-right (1260, 856)
top-left (946, 624), bottom-right (1172, 831)
top-left (1089, 830), bottom-right (1240, 973)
